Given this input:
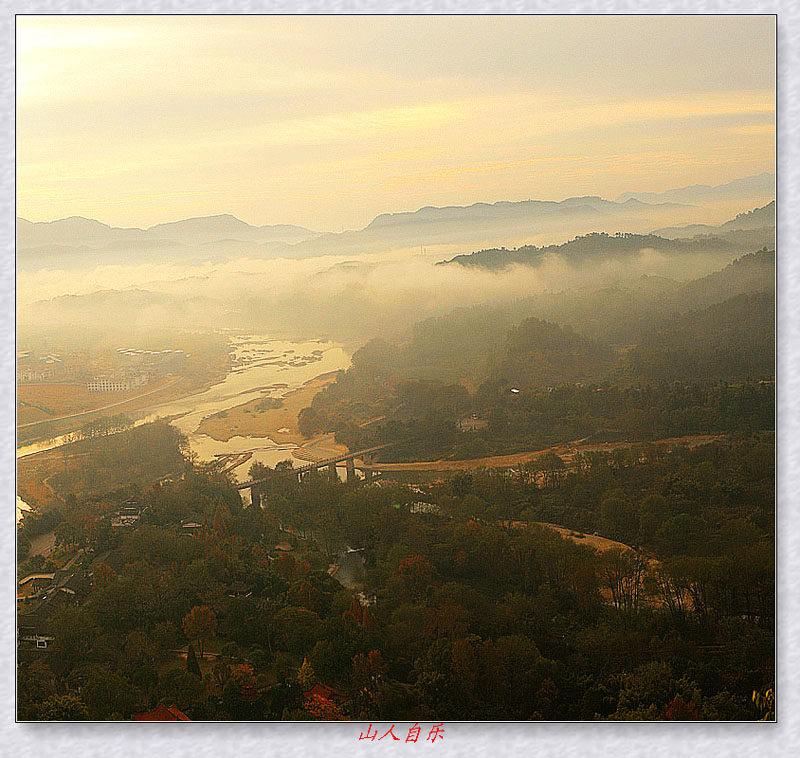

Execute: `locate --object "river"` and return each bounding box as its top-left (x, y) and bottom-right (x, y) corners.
top-left (17, 334), bottom-right (353, 518)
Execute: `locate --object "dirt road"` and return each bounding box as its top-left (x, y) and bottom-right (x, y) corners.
top-left (364, 434), bottom-right (725, 473)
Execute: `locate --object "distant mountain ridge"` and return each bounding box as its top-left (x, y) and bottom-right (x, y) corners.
top-left (440, 202), bottom-right (775, 271)
top-left (364, 195), bottom-right (687, 230)
top-left (16, 213), bottom-right (319, 250)
top-left (17, 196), bottom-right (702, 266)
top-left (439, 232), bottom-right (737, 271)
top-left (617, 172), bottom-right (774, 205)
top-left (285, 195), bottom-right (705, 258)
top-left (652, 201), bottom-right (775, 239)
top-left (17, 172), bottom-right (774, 265)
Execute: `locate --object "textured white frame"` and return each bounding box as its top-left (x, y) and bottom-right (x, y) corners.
top-left (1, 3), bottom-right (796, 755)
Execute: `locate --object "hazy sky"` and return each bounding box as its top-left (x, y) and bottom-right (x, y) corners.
top-left (17, 15), bottom-right (775, 231)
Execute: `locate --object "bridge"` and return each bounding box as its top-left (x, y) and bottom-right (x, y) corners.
top-left (235, 444), bottom-right (394, 507)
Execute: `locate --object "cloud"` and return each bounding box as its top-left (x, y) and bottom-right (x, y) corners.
top-left (19, 239), bottom-right (744, 348)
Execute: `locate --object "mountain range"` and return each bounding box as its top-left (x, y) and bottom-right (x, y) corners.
top-left (17, 214), bottom-right (317, 254)
top-left (17, 173), bottom-right (774, 268)
top-left (440, 202), bottom-right (775, 271)
top-left (651, 200), bottom-right (775, 238)
top-left (617, 172), bottom-right (775, 206)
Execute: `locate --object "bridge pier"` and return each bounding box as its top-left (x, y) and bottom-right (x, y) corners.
top-left (235, 444), bottom-right (393, 495)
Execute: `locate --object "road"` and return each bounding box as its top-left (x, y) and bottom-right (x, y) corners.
top-left (362, 434), bottom-right (725, 473)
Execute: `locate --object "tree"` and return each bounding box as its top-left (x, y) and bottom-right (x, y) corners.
top-left (17, 661), bottom-right (57, 720)
top-left (157, 668), bottom-right (205, 712)
top-left (153, 620), bottom-right (180, 651)
top-left (305, 692), bottom-right (348, 720)
top-left (536, 451), bottom-right (566, 488)
top-left (352, 650), bottom-right (388, 718)
top-left (656, 513), bottom-right (705, 555)
top-left (342, 595), bottom-right (363, 625)
top-left (213, 503), bottom-right (230, 537)
top-left (612, 661), bottom-right (702, 721)
top-left (93, 561), bottom-right (116, 589)
top-left (36, 694), bottom-right (89, 721)
top-left (752, 687), bottom-right (775, 721)
top-left (222, 663), bottom-right (262, 719)
top-left (599, 492), bottom-right (636, 543)
top-left (297, 657), bottom-right (316, 691)
top-left (640, 494), bottom-right (670, 543)
top-left (48, 607), bottom-right (97, 673)
top-left (213, 659), bottom-right (231, 689)
top-left (599, 548), bottom-right (648, 613)
top-left (81, 665), bottom-right (143, 720)
top-left (187, 643), bottom-right (202, 677)
top-left (273, 606), bottom-right (322, 656)
top-left (477, 635), bottom-right (552, 720)
top-left (183, 605), bottom-right (217, 658)
top-left (664, 694), bottom-right (700, 721)
top-left (394, 555), bottom-right (436, 600)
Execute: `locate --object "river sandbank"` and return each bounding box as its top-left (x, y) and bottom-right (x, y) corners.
top-left (195, 372), bottom-right (339, 446)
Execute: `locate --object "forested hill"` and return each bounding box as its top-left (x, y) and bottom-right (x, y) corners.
top-left (298, 246), bottom-right (774, 459)
top-left (439, 230), bottom-right (771, 271)
top-left (674, 248), bottom-right (774, 310)
top-left (626, 291), bottom-right (775, 382)
top-left (394, 249), bottom-right (775, 380)
top-left (493, 318), bottom-right (614, 389)
top-left (652, 200), bottom-right (775, 239)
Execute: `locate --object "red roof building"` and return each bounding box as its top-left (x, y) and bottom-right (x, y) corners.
top-left (304, 683), bottom-right (342, 702)
top-left (133, 704), bottom-right (191, 721)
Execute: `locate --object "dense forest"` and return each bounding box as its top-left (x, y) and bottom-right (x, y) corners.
top-left (16, 428), bottom-right (773, 721)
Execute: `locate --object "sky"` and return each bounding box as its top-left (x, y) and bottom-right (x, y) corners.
top-left (16, 15), bottom-right (775, 231)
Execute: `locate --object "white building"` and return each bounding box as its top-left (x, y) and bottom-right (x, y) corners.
top-left (87, 372), bottom-right (148, 393)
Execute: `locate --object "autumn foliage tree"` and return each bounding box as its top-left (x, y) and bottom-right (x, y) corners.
top-left (183, 605), bottom-right (217, 658)
top-left (664, 694), bottom-right (700, 721)
top-left (212, 503), bottom-right (230, 537)
top-left (305, 693), bottom-right (348, 720)
top-left (352, 650), bottom-right (388, 717)
top-left (342, 596), bottom-right (363, 625)
top-left (394, 555), bottom-right (436, 599)
top-left (93, 562), bottom-right (117, 590)
top-left (298, 657), bottom-right (316, 691)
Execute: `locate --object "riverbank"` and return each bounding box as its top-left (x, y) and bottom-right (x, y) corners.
top-left (196, 372), bottom-right (339, 446)
top-left (17, 376), bottom-right (185, 426)
top-left (17, 374), bottom-right (196, 446)
top-left (16, 337), bottom-right (353, 516)
top-left (17, 332), bottom-right (233, 446)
